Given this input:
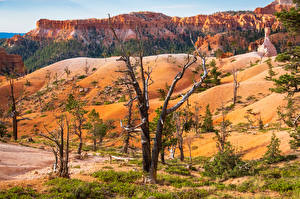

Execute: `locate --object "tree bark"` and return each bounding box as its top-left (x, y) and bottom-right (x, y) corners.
top-left (77, 136), bottom-right (82, 155)
top-left (93, 138), bottom-right (97, 151)
top-left (160, 147), bottom-right (165, 164)
top-left (149, 111), bottom-right (166, 183)
top-left (232, 68), bottom-right (239, 105)
top-left (179, 139), bottom-right (184, 161)
top-left (9, 78), bottom-right (18, 141)
top-left (59, 125), bottom-right (64, 177)
top-left (123, 133), bottom-right (129, 154)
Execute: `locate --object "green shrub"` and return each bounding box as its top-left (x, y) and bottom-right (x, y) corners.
top-left (165, 165), bottom-right (191, 176)
top-left (203, 146), bottom-right (250, 179)
top-left (94, 101), bottom-right (102, 105)
top-left (78, 75), bottom-right (87, 79)
top-left (24, 110), bottom-right (32, 115)
top-left (118, 95), bottom-right (126, 103)
top-left (263, 133), bottom-right (284, 164)
top-left (104, 101), bottom-right (112, 105)
top-left (46, 178), bottom-right (111, 199)
top-left (0, 186), bottom-right (39, 199)
top-left (0, 123), bottom-right (7, 137)
top-left (159, 175), bottom-right (197, 188)
top-left (266, 179), bottom-right (300, 193)
top-left (92, 170), bottom-right (142, 183)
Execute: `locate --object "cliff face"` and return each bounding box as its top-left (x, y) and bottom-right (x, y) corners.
top-left (0, 48), bottom-right (25, 75)
top-left (7, 11), bottom-right (281, 46)
top-left (254, 0), bottom-right (295, 15)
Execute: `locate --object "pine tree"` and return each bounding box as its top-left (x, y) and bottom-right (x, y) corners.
top-left (290, 126), bottom-right (300, 150)
top-left (263, 133), bottom-right (283, 164)
top-left (202, 105), bottom-right (214, 132)
top-left (66, 94), bottom-right (87, 155)
top-left (271, 0), bottom-right (300, 149)
top-left (150, 107), bottom-right (176, 164)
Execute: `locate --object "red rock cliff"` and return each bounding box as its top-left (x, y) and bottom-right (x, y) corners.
top-left (254, 0), bottom-right (295, 15)
top-left (0, 48), bottom-right (25, 75)
top-left (10, 11), bottom-right (282, 45)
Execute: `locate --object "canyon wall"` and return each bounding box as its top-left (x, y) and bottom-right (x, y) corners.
top-left (0, 48), bottom-right (25, 75)
top-left (8, 12), bottom-right (281, 46)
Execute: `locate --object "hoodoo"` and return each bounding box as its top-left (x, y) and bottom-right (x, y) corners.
top-left (257, 27), bottom-right (277, 57)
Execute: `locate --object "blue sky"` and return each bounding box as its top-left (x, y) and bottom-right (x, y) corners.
top-left (0, 0), bottom-right (274, 32)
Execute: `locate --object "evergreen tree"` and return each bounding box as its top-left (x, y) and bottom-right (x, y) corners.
top-left (150, 107), bottom-right (176, 164)
top-left (263, 133), bottom-right (284, 164)
top-left (202, 105), bottom-right (214, 132)
top-left (66, 94), bottom-right (87, 155)
top-left (0, 123), bottom-right (7, 137)
top-left (271, 1), bottom-right (300, 150)
top-left (290, 126), bottom-right (300, 150)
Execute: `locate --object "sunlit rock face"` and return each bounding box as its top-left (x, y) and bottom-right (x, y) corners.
top-left (254, 0), bottom-right (295, 15)
top-left (257, 27), bottom-right (277, 57)
top-left (6, 11), bottom-right (281, 46)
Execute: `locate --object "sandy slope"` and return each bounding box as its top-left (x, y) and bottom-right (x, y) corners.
top-left (0, 142), bottom-right (52, 180)
top-left (0, 52), bottom-right (295, 172)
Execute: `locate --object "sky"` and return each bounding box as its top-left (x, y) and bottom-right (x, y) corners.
top-left (0, 0), bottom-right (274, 33)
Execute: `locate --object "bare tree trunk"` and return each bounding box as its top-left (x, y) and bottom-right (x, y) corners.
top-left (77, 135), bottom-right (82, 155)
top-left (123, 133), bottom-right (129, 154)
top-left (12, 114), bottom-right (17, 141)
top-left (169, 146), bottom-right (176, 159)
top-left (40, 116), bottom-right (70, 178)
top-left (9, 78), bottom-right (18, 141)
top-left (149, 113), bottom-right (165, 183)
top-left (179, 137), bottom-right (184, 161)
top-left (160, 147), bottom-right (165, 164)
top-left (232, 68), bottom-right (239, 105)
top-left (63, 118), bottom-right (70, 178)
top-left (52, 148), bottom-right (58, 172)
top-left (59, 124), bottom-right (64, 177)
top-left (93, 138), bottom-right (97, 151)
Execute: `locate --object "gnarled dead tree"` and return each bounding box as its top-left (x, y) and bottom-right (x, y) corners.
top-left (1, 65), bottom-right (26, 141)
top-left (39, 115), bottom-right (70, 178)
top-left (117, 73), bottom-right (140, 154)
top-left (108, 15), bottom-right (208, 183)
top-left (232, 68), bottom-right (240, 105)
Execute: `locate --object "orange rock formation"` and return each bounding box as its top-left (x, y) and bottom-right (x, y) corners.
top-left (7, 11), bottom-right (281, 46)
top-left (0, 48), bottom-right (25, 75)
top-left (254, 0), bottom-right (295, 15)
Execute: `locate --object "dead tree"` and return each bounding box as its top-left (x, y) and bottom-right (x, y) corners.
top-left (0, 63), bottom-right (26, 141)
top-left (66, 94), bottom-right (86, 155)
top-left (109, 17), bottom-right (153, 172)
top-left (193, 102), bottom-right (202, 134)
top-left (83, 59), bottom-right (90, 75)
top-left (39, 115), bottom-right (70, 178)
top-left (174, 111), bottom-right (185, 161)
top-left (215, 104), bottom-right (231, 152)
top-left (8, 77), bottom-right (18, 140)
top-left (6, 75), bottom-right (28, 140)
top-left (64, 66), bottom-right (71, 80)
top-left (117, 73), bottom-right (140, 154)
top-left (109, 15), bottom-right (208, 183)
top-left (185, 136), bottom-right (193, 164)
top-left (232, 68), bottom-right (240, 105)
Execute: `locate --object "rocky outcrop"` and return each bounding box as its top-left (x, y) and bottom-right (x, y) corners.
top-left (248, 32), bottom-right (300, 52)
top-left (0, 48), bottom-right (25, 75)
top-left (195, 32), bottom-right (248, 55)
top-left (254, 0), bottom-right (295, 15)
top-left (7, 11), bottom-right (281, 46)
top-left (257, 27), bottom-right (277, 57)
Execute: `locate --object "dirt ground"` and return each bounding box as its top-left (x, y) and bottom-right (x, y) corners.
top-left (0, 141), bottom-right (112, 189)
top-left (0, 142), bottom-right (53, 181)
